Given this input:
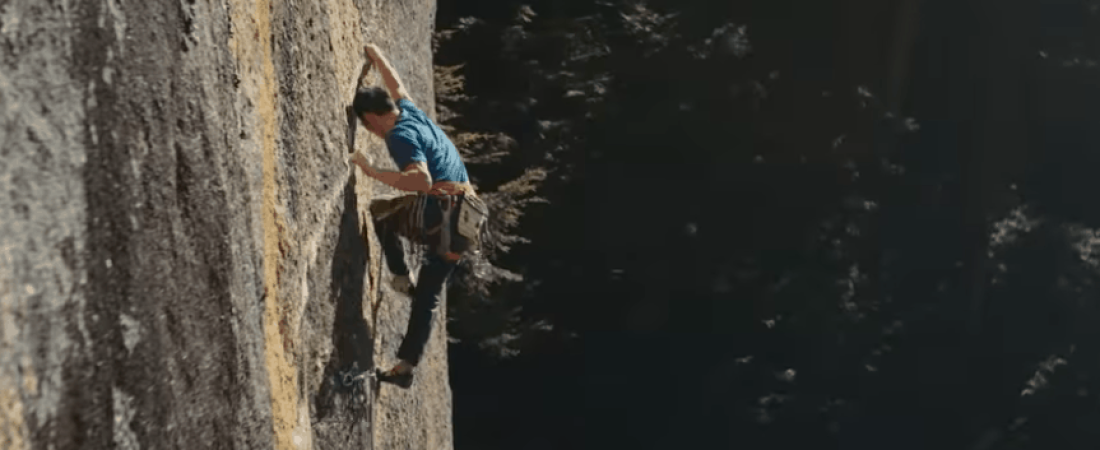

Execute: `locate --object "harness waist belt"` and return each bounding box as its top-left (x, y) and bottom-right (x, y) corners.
top-left (429, 181), bottom-right (476, 197)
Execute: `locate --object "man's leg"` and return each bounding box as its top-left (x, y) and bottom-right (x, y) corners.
top-left (370, 196), bottom-right (414, 282)
top-left (377, 195), bottom-right (460, 388)
top-left (374, 215), bottom-right (410, 277)
top-left (395, 254), bottom-right (456, 366)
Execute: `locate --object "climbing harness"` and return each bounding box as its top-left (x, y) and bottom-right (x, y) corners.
top-left (370, 189), bottom-right (488, 260)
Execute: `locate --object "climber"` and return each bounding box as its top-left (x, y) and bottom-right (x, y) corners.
top-left (348, 43), bottom-right (488, 389)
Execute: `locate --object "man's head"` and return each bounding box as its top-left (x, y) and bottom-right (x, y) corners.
top-left (352, 86), bottom-right (398, 138)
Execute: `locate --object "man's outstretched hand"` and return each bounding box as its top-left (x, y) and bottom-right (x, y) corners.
top-left (362, 43), bottom-right (410, 102)
top-left (364, 44), bottom-right (383, 64)
top-left (349, 152), bottom-right (376, 177)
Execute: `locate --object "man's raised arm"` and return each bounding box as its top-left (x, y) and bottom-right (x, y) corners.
top-left (365, 44), bottom-right (411, 102)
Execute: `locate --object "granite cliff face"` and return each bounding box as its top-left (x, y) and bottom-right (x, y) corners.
top-left (0, 0), bottom-right (450, 448)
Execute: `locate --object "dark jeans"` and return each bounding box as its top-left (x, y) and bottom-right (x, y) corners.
top-left (371, 195), bottom-right (460, 366)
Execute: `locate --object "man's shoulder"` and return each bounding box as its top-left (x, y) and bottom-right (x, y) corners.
top-left (386, 125), bottom-right (419, 146)
top-left (391, 107), bottom-right (431, 139)
top-left (396, 98), bottom-right (420, 114)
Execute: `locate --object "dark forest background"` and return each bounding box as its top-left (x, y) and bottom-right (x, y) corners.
top-left (431, 0), bottom-right (1100, 449)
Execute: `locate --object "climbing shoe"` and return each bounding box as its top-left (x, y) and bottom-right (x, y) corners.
top-left (391, 274), bottom-right (415, 296)
top-left (375, 365), bottom-right (414, 389)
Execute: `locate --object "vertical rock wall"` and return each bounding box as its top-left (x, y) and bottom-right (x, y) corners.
top-left (0, 0), bottom-right (450, 448)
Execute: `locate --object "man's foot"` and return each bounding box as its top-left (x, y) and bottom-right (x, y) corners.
top-left (375, 362), bottom-right (414, 389)
top-left (391, 274), bottom-right (415, 296)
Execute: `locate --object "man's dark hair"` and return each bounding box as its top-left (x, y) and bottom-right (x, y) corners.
top-left (352, 86), bottom-right (396, 116)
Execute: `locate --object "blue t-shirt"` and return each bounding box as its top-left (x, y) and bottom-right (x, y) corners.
top-left (385, 98), bottom-right (469, 183)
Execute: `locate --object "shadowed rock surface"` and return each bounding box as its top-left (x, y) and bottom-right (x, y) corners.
top-left (0, 0), bottom-right (450, 449)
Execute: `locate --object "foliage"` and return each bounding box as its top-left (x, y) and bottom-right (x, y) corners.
top-left (435, 0), bottom-right (1100, 449)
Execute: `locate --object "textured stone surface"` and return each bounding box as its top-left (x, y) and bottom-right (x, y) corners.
top-left (0, 0), bottom-right (450, 448)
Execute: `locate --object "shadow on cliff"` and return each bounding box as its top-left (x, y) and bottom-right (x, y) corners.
top-left (314, 174), bottom-right (375, 443)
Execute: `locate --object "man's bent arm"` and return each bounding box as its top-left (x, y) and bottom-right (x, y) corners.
top-left (365, 44), bottom-right (411, 102)
top-left (355, 160), bottom-right (432, 193)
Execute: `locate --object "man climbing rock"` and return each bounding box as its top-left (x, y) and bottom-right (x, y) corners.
top-left (349, 43), bottom-right (488, 389)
